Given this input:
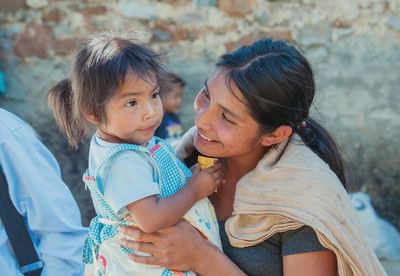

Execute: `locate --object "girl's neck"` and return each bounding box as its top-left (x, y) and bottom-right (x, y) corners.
top-left (97, 129), bottom-right (149, 146)
top-left (97, 129), bottom-right (124, 144)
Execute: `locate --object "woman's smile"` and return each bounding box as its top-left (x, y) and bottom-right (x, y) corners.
top-left (197, 130), bottom-right (216, 142)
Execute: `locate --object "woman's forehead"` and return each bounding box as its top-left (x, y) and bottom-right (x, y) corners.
top-left (207, 70), bottom-right (251, 120)
top-left (208, 69), bottom-right (247, 105)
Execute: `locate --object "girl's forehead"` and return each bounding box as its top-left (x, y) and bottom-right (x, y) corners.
top-left (124, 68), bottom-right (157, 84)
top-left (117, 71), bottom-right (158, 93)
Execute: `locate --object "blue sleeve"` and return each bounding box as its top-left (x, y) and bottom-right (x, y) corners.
top-left (0, 123), bottom-right (87, 276)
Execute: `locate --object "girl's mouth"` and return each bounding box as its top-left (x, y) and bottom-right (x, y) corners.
top-left (139, 123), bottom-right (158, 133)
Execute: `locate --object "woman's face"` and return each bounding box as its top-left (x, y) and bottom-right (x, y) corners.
top-left (193, 69), bottom-right (267, 159)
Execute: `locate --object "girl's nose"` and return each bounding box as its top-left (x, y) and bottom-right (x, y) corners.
top-left (144, 102), bottom-right (156, 120)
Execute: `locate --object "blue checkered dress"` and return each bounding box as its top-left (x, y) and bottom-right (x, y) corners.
top-left (82, 137), bottom-right (191, 275)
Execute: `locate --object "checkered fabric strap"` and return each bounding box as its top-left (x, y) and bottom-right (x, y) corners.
top-left (151, 138), bottom-right (191, 198)
top-left (82, 143), bottom-right (151, 264)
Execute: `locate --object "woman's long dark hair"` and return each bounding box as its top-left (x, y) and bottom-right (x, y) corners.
top-left (217, 38), bottom-right (347, 188)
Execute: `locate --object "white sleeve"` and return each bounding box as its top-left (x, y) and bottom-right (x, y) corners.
top-left (102, 151), bottom-right (160, 214)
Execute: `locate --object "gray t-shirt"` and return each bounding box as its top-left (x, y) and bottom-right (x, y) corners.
top-left (219, 222), bottom-right (326, 276)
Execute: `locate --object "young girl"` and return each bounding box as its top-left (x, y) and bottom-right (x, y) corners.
top-left (48, 34), bottom-right (223, 275)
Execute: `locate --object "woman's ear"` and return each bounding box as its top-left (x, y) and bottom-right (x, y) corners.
top-left (86, 113), bottom-right (98, 125)
top-left (260, 125), bottom-right (293, 147)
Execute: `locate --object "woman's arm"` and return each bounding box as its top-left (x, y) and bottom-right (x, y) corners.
top-left (119, 220), bottom-right (245, 275)
top-left (283, 250), bottom-right (337, 276)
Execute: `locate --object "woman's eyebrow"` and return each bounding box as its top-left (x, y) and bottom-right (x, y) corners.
top-left (206, 78), bottom-right (241, 120)
top-left (204, 80), bottom-right (209, 91)
top-left (219, 104), bottom-right (241, 120)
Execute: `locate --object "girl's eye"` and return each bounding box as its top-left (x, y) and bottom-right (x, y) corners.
top-left (152, 92), bottom-right (160, 99)
top-left (126, 100), bottom-right (137, 107)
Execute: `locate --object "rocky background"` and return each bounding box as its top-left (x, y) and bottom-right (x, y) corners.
top-left (0, 0), bottom-right (399, 230)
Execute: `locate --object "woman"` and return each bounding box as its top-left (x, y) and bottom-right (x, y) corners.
top-left (119, 38), bottom-right (386, 275)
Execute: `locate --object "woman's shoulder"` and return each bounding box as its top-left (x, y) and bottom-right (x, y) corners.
top-left (278, 135), bottom-right (332, 172)
top-left (254, 135), bottom-right (340, 187)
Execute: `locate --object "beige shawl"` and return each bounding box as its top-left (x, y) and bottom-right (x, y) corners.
top-left (225, 135), bottom-right (386, 276)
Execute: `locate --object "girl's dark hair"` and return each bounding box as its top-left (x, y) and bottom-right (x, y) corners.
top-left (217, 38), bottom-right (346, 188)
top-left (48, 34), bottom-right (168, 149)
top-left (168, 72), bottom-right (185, 87)
top-left (160, 72), bottom-right (185, 96)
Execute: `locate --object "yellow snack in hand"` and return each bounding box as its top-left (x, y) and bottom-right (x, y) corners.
top-left (198, 155), bottom-right (218, 170)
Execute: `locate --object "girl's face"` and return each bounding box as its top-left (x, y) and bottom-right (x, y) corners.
top-left (193, 69), bottom-right (267, 159)
top-left (98, 72), bottom-right (163, 145)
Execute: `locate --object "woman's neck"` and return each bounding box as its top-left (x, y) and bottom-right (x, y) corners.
top-left (210, 146), bottom-right (269, 221)
top-left (222, 146), bottom-right (269, 181)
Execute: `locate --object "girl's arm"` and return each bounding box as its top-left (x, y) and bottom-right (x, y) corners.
top-left (127, 163), bottom-right (222, 233)
top-left (119, 220), bottom-right (246, 275)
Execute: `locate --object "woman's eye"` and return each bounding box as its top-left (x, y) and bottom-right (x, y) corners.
top-left (202, 88), bottom-right (210, 99)
top-left (152, 92), bottom-right (160, 99)
top-left (222, 112), bottom-right (235, 124)
top-left (126, 100), bottom-right (137, 107)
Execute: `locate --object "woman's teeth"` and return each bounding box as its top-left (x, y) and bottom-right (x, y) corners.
top-left (199, 132), bottom-right (213, 142)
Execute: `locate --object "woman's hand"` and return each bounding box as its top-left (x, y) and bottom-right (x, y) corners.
top-left (174, 126), bottom-right (197, 160)
top-left (119, 220), bottom-right (207, 272)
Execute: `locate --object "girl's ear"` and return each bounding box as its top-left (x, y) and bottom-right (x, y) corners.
top-left (260, 125), bottom-right (293, 147)
top-left (86, 113), bottom-right (98, 125)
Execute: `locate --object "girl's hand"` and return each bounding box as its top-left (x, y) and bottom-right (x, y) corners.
top-left (187, 163), bottom-right (224, 200)
top-left (119, 220), bottom-right (208, 272)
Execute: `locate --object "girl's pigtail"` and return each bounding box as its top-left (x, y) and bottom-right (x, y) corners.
top-left (47, 78), bottom-right (84, 149)
top-left (297, 116), bottom-right (347, 189)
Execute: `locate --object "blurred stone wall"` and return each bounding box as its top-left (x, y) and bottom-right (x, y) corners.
top-left (0, 0), bottom-right (399, 227)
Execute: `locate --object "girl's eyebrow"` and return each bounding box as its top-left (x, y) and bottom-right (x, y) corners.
top-left (119, 86), bottom-right (159, 100)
